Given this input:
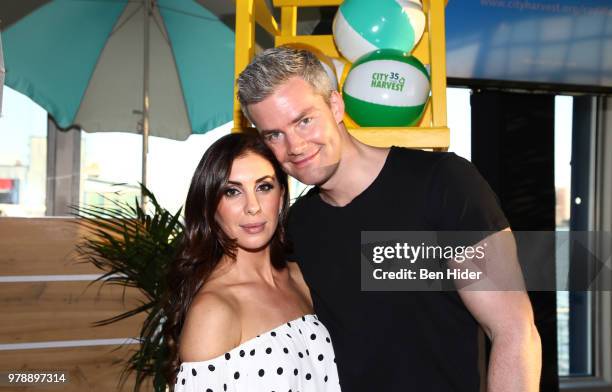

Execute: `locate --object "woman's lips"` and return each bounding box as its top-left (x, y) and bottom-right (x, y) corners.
top-left (240, 222), bottom-right (266, 234)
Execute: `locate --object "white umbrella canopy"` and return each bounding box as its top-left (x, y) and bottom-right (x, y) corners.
top-left (72, 1), bottom-right (192, 140)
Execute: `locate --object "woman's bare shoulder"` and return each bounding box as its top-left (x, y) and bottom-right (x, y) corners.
top-left (179, 289), bottom-right (241, 362)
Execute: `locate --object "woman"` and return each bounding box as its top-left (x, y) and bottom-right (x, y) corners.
top-left (163, 133), bottom-right (341, 392)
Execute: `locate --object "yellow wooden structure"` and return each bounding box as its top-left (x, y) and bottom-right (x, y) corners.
top-left (232, 0), bottom-right (449, 150)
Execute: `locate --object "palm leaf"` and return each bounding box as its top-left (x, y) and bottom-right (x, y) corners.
top-left (72, 183), bottom-right (183, 391)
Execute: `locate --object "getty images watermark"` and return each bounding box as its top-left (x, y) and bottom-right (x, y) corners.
top-left (361, 231), bottom-right (612, 291)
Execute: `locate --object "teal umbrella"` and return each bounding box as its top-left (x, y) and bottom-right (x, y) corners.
top-left (2, 0), bottom-right (235, 188)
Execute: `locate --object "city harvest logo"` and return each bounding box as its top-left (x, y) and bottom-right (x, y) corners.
top-left (371, 72), bottom-right (405, 91)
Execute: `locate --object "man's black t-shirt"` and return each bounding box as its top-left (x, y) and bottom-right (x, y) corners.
top-left (286, 147), bottom-right (509, 391)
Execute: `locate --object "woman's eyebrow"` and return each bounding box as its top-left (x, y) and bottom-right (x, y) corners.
top-left (227, 175), bottom-right (274, 185)
top-left (255, 175), bottom-right (275, 183)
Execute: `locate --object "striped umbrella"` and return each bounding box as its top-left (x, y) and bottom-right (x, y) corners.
top-left (1, 0), bottom-right (235, 190)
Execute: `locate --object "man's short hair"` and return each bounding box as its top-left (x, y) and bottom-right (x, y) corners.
top-left (236, 46), bottom-right (334, 123)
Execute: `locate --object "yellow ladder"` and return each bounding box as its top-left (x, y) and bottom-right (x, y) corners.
top-left (233, 0), bottom-right (449, 150)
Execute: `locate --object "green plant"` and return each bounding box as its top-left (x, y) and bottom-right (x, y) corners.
top-left (73, 185), bottom-right (183, 391)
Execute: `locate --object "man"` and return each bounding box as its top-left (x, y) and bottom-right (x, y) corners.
top-left (237, 46), bottom-right (541, 391)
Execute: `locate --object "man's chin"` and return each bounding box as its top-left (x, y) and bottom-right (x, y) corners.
top-left (283, 167), bottom-right (308, 185)
top-left (287, 164), bottom-right (337, 187)
top-left (290, 172), bottom-right (327, 187)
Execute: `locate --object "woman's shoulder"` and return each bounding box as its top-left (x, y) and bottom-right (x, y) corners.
top-left (179, 289), bottom-right (241, 362)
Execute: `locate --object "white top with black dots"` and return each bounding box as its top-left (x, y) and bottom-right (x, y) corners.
top-left (174, 314), bottom-right (341, 392)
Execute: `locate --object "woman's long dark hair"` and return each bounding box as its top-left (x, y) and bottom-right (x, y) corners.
top-left (162, 133), bottom-right (290, 386)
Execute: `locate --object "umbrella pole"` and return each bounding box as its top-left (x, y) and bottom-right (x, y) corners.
top-left (141, 0), bottom-right (151, 210)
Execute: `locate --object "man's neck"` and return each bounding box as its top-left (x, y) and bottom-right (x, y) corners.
top-left (318, 125), bottom-right (390, 207)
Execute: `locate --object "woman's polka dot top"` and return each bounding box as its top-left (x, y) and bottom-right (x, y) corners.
top-left (174, 314), bottom-right (341, 392)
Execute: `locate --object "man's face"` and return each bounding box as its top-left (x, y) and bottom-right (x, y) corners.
top-left (246, 77), bottom-right (345, 186)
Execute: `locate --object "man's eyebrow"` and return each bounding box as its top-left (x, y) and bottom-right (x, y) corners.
top-left (226, 175), bottom-right (275, 185)
top-left (260, 107), bottom-right (314, 134)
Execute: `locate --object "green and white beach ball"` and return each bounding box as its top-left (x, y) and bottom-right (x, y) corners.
top-left (342, 49), bottom-right (430, 127)
top-left (333, 0), bottom-right (425, 63)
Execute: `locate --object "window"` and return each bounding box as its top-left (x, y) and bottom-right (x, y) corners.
top-left (558, 96), bottom-right (612, 391)
top-left (79, 125), bottom-right (231, 214)
top-left (0, 87), bottom-right (47, 217)
top-left (80, 123), bottom-right (232, 212)
top-left (555, 95), bottom-right (575, 377)
top-left (80, 132), bottom-right (141, 208)
top-left (0, 87), bottom-right (233, 216)
top-left (447, 87), bottom-right (471, 160)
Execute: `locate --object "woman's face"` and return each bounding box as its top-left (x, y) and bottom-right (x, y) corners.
top-left (215, 151), bottom-right (284, 252)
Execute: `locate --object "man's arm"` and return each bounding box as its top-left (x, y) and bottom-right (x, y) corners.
top-left (426, 154), bottom-right (541, 389)
top-left (457, 228), bottom-right (542, 392)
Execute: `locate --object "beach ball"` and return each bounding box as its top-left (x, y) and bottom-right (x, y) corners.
top-left (333, 0), bottom-right (425, 63)
top-left (342, 49), bottom-right (430, 127)
top-left (284, 43), bottom-right (339, 91)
